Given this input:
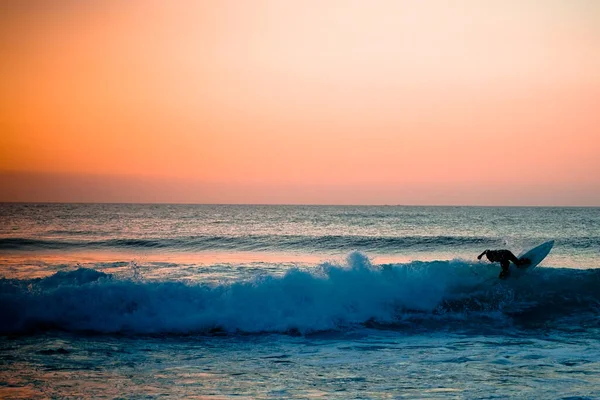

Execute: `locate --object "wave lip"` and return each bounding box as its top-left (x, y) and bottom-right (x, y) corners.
top-left (1, 252), bottom-right (599, 335)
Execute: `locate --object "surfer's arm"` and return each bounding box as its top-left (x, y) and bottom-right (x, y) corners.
top-left (506, 252), bottom-right (520, 264)
top-left (477, 250), bottom-right (488, 260)
top-left (506, 251), bottom-right (529, 266)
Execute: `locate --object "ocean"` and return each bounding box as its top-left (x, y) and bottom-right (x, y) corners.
top-left (1, 203), bottom-right (599, 398)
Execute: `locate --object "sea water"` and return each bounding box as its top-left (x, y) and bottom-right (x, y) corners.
top-left (1, 204), bottom-right (599, 398)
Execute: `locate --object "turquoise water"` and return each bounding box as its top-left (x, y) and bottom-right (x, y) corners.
top-left (1, 204), bottom-right (599, 398)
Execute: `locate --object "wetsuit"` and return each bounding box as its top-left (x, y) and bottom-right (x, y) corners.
top-left (477, 249), bottom-right (526, 279)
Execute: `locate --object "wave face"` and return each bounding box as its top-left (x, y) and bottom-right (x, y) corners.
top-left (2, 253), bottom-right (599, 335)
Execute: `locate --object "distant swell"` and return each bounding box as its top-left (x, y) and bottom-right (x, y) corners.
top-left (0, 238), bottom-right (168, 250)
top-left (1, 253), bottom-right (599, 335)
top-left (3, 235), bottom-right (598, 252)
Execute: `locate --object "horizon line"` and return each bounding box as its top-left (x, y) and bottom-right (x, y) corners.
top-left (1, 201), bottom-right (598, 208)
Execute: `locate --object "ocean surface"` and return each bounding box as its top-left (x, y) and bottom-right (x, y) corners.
top-left (1, 203), bottom-right (599, 399)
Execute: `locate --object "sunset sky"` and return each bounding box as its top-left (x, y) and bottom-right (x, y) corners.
top-left (1, 0), bottom-right (599, 205)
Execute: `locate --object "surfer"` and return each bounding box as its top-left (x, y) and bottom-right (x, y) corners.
top-left (477, 249), bottom-right (529, 279)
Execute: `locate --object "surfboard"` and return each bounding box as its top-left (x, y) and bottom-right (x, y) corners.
top-left (517, 240), bottom-right (554, 270)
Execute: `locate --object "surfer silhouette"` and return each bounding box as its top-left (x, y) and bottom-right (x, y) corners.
top-left (477, 249), bottom-right (530, 279)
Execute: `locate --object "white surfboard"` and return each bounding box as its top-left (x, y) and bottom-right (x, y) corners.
top-left (517, 240), bottom-right (554, 270)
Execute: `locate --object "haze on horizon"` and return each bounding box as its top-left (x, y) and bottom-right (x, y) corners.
top-left (1, 0), bottom-right (599, 206)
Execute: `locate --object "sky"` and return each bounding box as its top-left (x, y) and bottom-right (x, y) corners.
top-left (1, 0), bottom-right (599, 205)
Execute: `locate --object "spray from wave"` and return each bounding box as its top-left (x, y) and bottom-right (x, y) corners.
top-left (1, 252), bottom-right (599, 335)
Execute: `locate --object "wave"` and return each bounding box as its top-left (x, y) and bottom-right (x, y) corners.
top-left (1, 253), bottom-right (599, 335)
top-left (3, 235), bottom-right (598, 253)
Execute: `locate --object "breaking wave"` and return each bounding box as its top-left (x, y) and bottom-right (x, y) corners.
top-left (1, 253), bottom-right (599, 335)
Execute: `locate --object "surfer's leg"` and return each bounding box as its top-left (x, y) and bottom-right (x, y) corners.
top-left (499, 260), bottom-right (510, 279)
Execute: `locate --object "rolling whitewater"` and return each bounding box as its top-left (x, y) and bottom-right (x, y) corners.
top-left (1, 204), bottom-right (599, 398)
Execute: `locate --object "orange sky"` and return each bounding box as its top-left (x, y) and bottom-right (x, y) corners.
top-left (1, 0), bottom-right (599, 205)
